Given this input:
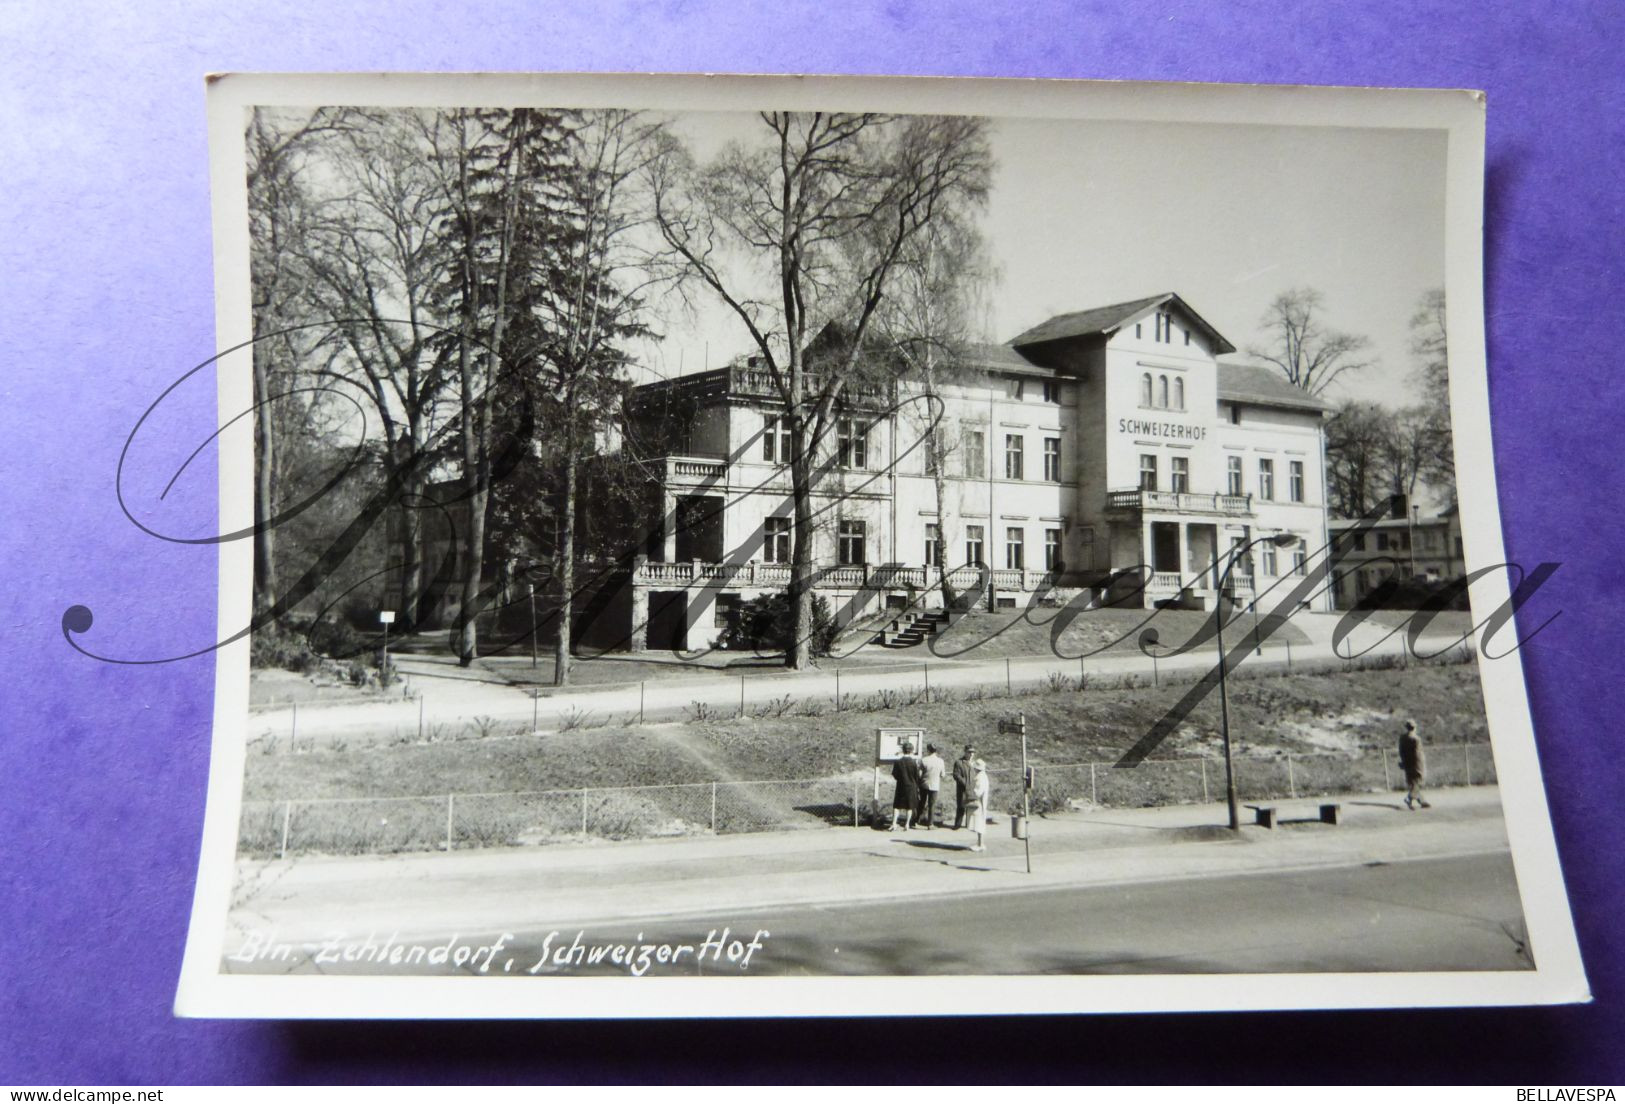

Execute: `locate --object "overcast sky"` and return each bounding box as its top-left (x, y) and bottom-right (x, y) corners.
top-left (636, 111), bottom-right (1448, 406)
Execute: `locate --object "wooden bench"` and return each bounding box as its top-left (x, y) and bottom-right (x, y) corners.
top-left (1247, 803), bottom-right (1341, 828)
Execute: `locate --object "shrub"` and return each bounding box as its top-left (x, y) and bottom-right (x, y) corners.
top-left (717, 593), bottom-right (839, 656)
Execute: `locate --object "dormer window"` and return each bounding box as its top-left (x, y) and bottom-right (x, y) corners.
top-left (1154, 310), bottom-right (1175, 342)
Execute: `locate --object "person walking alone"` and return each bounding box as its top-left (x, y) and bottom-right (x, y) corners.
top-left (918, 743), bottom-right (946, 829)
top-left (890, 740), bottom-right (923, 831)
top-left (952, 743), bottom-right (976, 829)
top-left (1398, 719), bottom-right (1430, 810)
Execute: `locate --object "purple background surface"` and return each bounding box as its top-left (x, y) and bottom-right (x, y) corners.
top-left (2, 0), bottom-right (1622, 1085)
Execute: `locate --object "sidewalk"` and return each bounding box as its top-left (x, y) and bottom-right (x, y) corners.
top-left (227, 783), bottom-right (1510, 946)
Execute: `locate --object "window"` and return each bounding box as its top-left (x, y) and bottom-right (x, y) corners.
top-left (1376, 532), bottom-right (1390, 552)
top-left (1005, 527), bottom-right (1025, 570)
top-left (838, 520), bottom-right (868, 566)
top-left (1258, 458), bottom-right (1275, 501)
top-left (1005, 434), bottom-right (1024, 480)
top-left (1140, 373), bottom-right (1153, 406)
top-left (1157, 375), bottom-right (1169, 408)
top-left (1184, 327), bottom-right (1191, 346)
top-left (1230, 536), bottom-right (1252, 576)
top-left (1289, 460), bottom-right (1305, 503)
top-left (1170, 456), bottom-right (1190, 493)
top-left (925, 522), bottom-right (942, 567)
top-left (1353, 532), bottom-right (1367, 552)
top-left (714, 594), bottom-right (740, 629)
top-left (1173, 377), bottom-right (1184, 410)
top-left (763, 516), bottom-right (791, 564)
top-left (1226, 455), bottom-right (1243, 496)
top-left (1139, 453), bottom-right (1158, 492)
top-left (1229, 404), bottom-right (1241, 425)
top-left (1260, 545), bottom-right (1278, 577)
top-left (1292, 549), bottom-right (1308, 576)
top-left (963, 429), bottom-right (985, 478)
top-left (1042, 379), bottom-right (1062, 404)
top-left (1043, 437), bottom-right (1062, 482)
top-left (761, 414), bottom-right (789, 463)
top-left (1004, 377), bottom-right (1025, 400)
top-left (837, 418), bottom-right (868, 469)
top-left (1044, 528), bottom-right (1063, 571)
top-left (965, 525), bottom-right (985, 566)
top-left (1135, 322), bottom-right (1143, 339)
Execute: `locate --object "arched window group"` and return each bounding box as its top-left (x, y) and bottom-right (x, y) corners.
top-left (1141, 372), bottom-right (1185, 411)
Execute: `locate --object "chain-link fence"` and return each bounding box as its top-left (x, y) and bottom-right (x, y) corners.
top-left (241, 743), bottom-right (1498, 858)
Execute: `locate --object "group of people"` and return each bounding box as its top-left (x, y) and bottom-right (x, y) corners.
top-left (889, 741), bottom-right (991, 852)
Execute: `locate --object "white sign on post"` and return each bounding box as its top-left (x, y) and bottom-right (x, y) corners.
top-left (874, 728), bottom-right (925, 801)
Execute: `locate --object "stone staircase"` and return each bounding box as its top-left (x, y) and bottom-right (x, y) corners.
top-left (874, 608), bottom-right (953, 649)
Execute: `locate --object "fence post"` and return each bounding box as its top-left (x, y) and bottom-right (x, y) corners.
top-left (853, 777), bottom-right (860, 827)
top-left (532, 690), bottom-right (539, 732)
top-left (740, 677), bottom-right (746, 718)
top-left (924, 662), bottom-right (930, 701)
top-left (639, 681), bottom-right (646, 725)
top-left (445, 794), bottom-right (455, 852)
top-left (711, 782), bottom-right (718, 832)
top-left (1382, 748), bottom-right (1392, 791)
top-left (418, 694), bottom-right (425, 741)
top-left (1286, 640), bottom-right (1292, 670)
top-left (1464, 742), bottom-right (1472, 786)
top-left (1287, 755), bottom-right (1297, 799)
top-left (1090, 762), bottom-right (1098, 806)
top-left (581, 788), bottom-right (589, 836)
top-left (836, 666), bottom-right (842, 710)
top-left (1201, 759), bottom-right (1210, 803)
top-left (279, 800), bottom-right (292, 860)
top-left (1006, 658), bottom-right (1012, 696)
top-left (1152, 652), bottom-right (1159, 687)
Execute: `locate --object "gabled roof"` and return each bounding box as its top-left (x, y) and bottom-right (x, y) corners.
top-left (1216, 362), bottom-right (1331, 414)
top-left (1009, 293), bottom-right (1236, 355)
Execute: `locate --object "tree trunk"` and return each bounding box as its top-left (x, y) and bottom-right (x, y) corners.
top-left (251, 345), bottom-right (277, 617)
top-left (553, 409), bottom-right (578, 686)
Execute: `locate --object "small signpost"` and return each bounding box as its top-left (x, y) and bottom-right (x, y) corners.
top-left (1000, 713), bottom-right (1033, 873)
top-left (378, 610), bottom-right (396, 679)
top-left (875, 727), bottom-right (925, 800)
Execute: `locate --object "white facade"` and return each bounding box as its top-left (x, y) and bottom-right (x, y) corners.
top-left (623, 294), bottom-right (1333, 651)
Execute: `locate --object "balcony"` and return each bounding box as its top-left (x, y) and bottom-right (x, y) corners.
top-left (631, 560), bottom-right (1058, 593)
top-left (662, 454), bottom-right (728, 486)
top-left (1106, 488), bottom-right (1254, 517)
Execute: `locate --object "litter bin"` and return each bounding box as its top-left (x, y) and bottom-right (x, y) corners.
top-left (1010, 814), bottom-right (1027, 840)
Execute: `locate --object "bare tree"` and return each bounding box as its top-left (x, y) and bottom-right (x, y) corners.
top-left (873, 213), bottom-right (995, 608)
top-left (1249, 287), bottom-right (1373, 396)
top-left (649, 112), bottom-right (992, 669)
top-left (1324, 399), bottom-right (1392, 518)
top-left (1410, 287), bottom-right (1454, 496)
top-left (293, 112), bottom-right (454, 630)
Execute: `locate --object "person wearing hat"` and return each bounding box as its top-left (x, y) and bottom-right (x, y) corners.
top-left (889, 739), bottom-right (923, 831)
top-left (951, 743), bottom-right (977, 829)
top-left (917, 742), bottom-right (946, 829)
top-left (964, 757), bottom-right (990, 852)
top-left (1398, 719), bottom-right (1430, 810)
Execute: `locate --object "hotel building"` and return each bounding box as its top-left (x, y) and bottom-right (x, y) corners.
top-left (618, 293), bottom-right (1333, 651)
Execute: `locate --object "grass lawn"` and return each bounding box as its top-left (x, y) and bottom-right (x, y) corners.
top-left (245, 657), bottom-right (1488, 803)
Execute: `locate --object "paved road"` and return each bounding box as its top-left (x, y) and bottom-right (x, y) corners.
top-left (510, 851), bottom-right (1529, 976)
top-left (249, 611), bottom-right (1468, 744)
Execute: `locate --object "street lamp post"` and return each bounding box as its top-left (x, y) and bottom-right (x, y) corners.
top-left (1141, 531), bottom-right (1299, 832)
top-left (528, 580), bottom-right (538, 670)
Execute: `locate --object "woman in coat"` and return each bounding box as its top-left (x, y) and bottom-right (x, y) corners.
top-left (965, 758), bottom-right (990, 852)
top-left (889, 741), bottom-right (922, 831)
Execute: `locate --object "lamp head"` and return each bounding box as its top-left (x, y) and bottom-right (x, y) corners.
top-left (1268, 533), bottom-right (1299, 549)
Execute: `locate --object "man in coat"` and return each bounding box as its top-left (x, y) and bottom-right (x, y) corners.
top-left (1398, 719), bottom-right (1430, 810)
top-left (918, 743), bottom-right (946, 829)
top-left (952, 743), bottom-right (977, 829)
